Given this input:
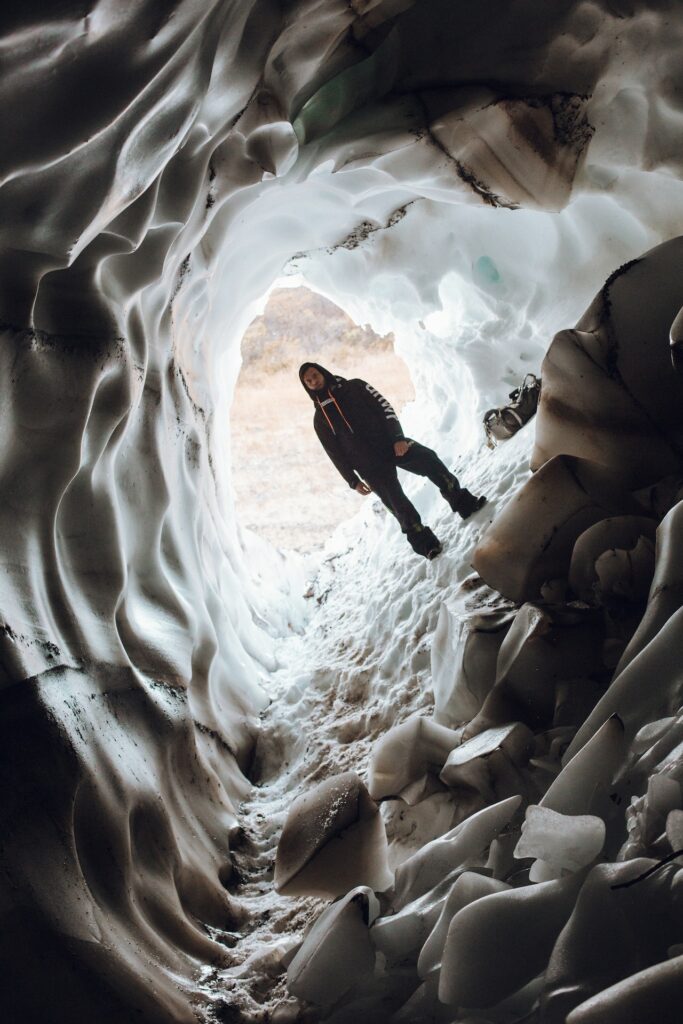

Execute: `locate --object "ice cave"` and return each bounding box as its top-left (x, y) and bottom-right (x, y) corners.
top-left (3, 2), bottom-right (683, 1022)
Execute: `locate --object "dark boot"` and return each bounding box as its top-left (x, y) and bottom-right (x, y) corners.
top-left (444, 486), bottom-right (487, 519)
top-left (406, 524), bottom-right (442, 559)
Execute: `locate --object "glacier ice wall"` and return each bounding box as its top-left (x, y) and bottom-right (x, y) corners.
top-left (2, 1), bottom-right (683, 1021)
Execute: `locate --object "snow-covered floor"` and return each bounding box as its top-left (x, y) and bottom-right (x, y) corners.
top-left (198, 427), bottom-right (534, 1021)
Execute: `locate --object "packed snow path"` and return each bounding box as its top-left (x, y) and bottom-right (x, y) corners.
top-left (197, 431), bottom-right (532, 1021)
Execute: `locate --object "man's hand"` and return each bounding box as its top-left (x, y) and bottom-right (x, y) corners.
top-left (355, 481), bottom-right (372, 495)
top-left (394, 440), bottom-right (410, 457)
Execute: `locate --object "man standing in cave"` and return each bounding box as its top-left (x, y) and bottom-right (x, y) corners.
top-left (299, 362), bottom-right (486, 558)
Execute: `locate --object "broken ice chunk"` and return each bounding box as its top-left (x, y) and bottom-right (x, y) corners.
top-left (545, 714), bottom-right (625, 817)
top-left (566, 604), bottom-right (683, 760)
top-left (568, 516), bottom-right (656, 605)
top-left (610, 499), bottom-right (683, 679)
top-left (245, 121), bottom-right (299, 177)
top-left (640, 775), bottom-right (682, 846)
top-left (370, 875), bottom-right (451, 962)
top-left (533, 242), bottom-right (683, 491)
top-left (565, 954), bottom-right (683, 1024)
top-left (514, 805), bottom-right (605, 878)
top-left (417, 871), bottom-right (510, 980)
top-left (439, 872), bottom-right (584, 1008)
top-left (632, 716), bottom-right (676, 754)
top-left (630, 716), bottom-right (683, 782)
top-left (526, 858), bottom-right (560, 882)
top-left (496, 604), bottom-right (603, 691)
top-left (471, 601), bottom-right (605, 732)
top-left (634, 474), bottom-right (683, 520)
top-left (397, 773), bottom-right (448, 806)
top-left (431, 604), bottom-right (513, 726)
top-left (274, 772), bottom-right (392, 897)
top-left (666, 809), bottom-right (683, 852)
top-left (594, 536), bottom-right (656, 607)
top-left (367, 716), bottom-right (462, 800)
top-left (439, 723), bottom-right (533, 799)
top-left (541, 855), bottom-right (683, 1021)
top-left (286, 886), bottom-right (379, 1005)
top-left (485, 828), bottom-right (522, 881)
top-left (472, 455), bottom-right (644, 603)
top-left (392, 795), bottom-right (521, 908)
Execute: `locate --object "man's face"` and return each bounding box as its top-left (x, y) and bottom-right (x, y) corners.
top-left (303, 367), bottom-right (325, 391)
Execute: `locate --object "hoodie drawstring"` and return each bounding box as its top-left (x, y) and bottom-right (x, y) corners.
top-left (316, 389), bottom-right (354, 435)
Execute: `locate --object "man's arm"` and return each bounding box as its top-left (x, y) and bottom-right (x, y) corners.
top-left (360, 381), bottom-right (405, 441)
top-left (314, 421), bottom-right (361, 489)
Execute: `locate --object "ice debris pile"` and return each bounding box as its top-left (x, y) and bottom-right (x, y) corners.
top-left (273, 240), bottom-right (683, 1022)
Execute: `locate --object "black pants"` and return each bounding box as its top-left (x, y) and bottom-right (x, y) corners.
top-left (361, 440), bottom-right (460, 534)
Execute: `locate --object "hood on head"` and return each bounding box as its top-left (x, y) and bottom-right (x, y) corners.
top-left (299, 362), bottom-right (335, 399)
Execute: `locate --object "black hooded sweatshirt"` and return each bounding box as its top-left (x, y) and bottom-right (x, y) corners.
top-left (299, 362), bottom-right (406, 488)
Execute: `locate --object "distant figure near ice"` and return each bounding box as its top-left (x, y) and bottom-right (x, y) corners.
top-left (299, 362), bottom-right (486, 558)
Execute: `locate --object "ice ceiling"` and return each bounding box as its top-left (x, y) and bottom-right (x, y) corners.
top-left (2, 1), bottom-right (683, 1022)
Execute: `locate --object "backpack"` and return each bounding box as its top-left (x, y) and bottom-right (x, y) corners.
top-left (483, 373), bottom-right (541, 448)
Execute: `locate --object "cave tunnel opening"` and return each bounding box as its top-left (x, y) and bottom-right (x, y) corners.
top-left (193, 186), bottom-right (683, 1023)
top-left (229, 279), bottom-right (415, 556)
top-left (216, 191), bottom-right (655, 641)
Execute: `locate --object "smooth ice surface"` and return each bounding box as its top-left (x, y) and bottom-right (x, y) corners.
top-left (286, 886), bottom-right (379, 1006)
top-left (392, 795), bottom-right (522, 908)
top-left (545, 715), bottom-right (626, 816)
top-left (274, 772), bottom-right (392, 897)
top-left (417, 871), bottom-right (510, 981)
top-left (431, 603), bottom-right (514, 726)
top-left (367, 715), bottom-right (463, 800)
top-left (473, 455), bottom-right (647, 603)
top-left (566, 956), bottom-right (683, 1024)
top-left (439, 722), bottom-right (533, 798)
top-left (438, 872), bottom-right (585, 1008)
top-left (568, 516), bottom-right (657, 604)
top-left (540, 859), bottom-right (683, 1023)
top-left (515, 805), bottom-right (606, 876)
